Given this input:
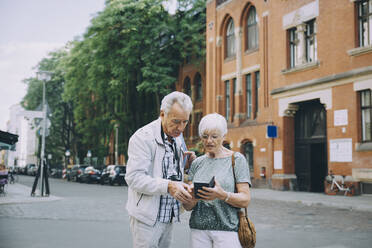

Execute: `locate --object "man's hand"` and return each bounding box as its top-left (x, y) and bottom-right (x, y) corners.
top-left (168, 181), bottom-right (192, 204)
top-left (182, 184), bottom-right (199, 211)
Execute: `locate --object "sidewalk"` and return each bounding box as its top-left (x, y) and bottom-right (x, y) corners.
top-left (251, 188), bottom-right (372, 212)
top-left (0, 183), bottom-right (61, 205)
top-left (1, 183), bottom-right (371, 212)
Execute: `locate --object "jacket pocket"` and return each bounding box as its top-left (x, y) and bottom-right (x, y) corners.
top-left (136, 193), bottom-right (144, 206)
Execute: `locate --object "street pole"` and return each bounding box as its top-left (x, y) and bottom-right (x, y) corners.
top-left (36, 70), bottom-right (51, 197)
top-left (115, 123), bottom-right (119, 165)
top-left (87, 150), bottom-right (92, 166)
top-left (40, 79), bottom-right (47, 196)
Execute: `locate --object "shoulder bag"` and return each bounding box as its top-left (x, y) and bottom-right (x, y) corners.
top-left (231, 154), bottom-right (256, 248)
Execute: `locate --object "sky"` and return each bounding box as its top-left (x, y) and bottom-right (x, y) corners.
top-left (0, 0), bottom-right (178, 131)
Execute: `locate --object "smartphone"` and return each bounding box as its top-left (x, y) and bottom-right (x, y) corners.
top-left (194, 176), bottom-right (215, 199)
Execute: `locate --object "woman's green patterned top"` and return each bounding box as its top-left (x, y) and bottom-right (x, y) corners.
top-left (188, 152), bottom-right (251, 231)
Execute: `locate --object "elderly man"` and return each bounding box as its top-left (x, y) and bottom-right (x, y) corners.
top-left (125, 91), bottom-right (196, 248)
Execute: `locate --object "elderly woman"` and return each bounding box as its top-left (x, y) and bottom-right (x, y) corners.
top-left (183, 113), bottom-right (251, 248)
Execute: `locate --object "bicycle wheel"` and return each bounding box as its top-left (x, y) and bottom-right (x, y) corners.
top-left (331, 182), bottom-right (340, 193)
top-left (345, 185), bottom-right (355, 196)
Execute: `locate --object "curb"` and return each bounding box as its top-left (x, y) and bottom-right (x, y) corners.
top-left (0, 183), bottom-right (61, 205)
top-left (251, 188), bottom-right (372, 212)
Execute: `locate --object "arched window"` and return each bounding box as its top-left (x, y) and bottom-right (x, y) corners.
top-left (223, 141), bottom-right (231, 149)
top-left (226, 18), bottom-right (236, 58)
top-left (225, 80), bottom-right (230, 121)
top-left (194, 73), bottom-right (202, 101)
top-left (183, 77), bottom-right (191, 97)
top-left (247, 7), bottom-right (258, 50)
top-left (242, 141), bottom-right (254, 174)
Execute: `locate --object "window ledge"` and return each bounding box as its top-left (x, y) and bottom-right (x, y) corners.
top-left (347, 45), bottom-right (372, 57)
top-left (240, 119), bottom-right (258, 127)
top-left (244, 47), bottom-right (259, 55)
top-left (356, 142), bottom-right (372, 152)
top-left (281, 61), bottom-right (320, 75)
top-left (224, 55), bottom-right (236, 63)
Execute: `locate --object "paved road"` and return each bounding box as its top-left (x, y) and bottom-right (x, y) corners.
top-left (0, 176), bottom-right (372, 248)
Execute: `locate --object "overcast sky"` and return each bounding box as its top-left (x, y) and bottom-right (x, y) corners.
top-left (0, 0), bottom-right (177, 131)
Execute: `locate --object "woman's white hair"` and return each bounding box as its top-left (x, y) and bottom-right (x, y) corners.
top-left (198, 113), bottom-right (227, 137)
top-left (160, 91), bottom-right (193, 115)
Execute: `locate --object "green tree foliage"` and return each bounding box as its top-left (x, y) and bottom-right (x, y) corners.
top-left (22, 0), bottom-right (206, 164)
top-left (22, 48), bottom-right (75, 167)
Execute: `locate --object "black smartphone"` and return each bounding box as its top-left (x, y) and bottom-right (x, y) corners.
top-left (194, 176), bottom-right (215, 199)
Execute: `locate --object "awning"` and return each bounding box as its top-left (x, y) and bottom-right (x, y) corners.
top-left (0, 141), bottom-right (15, 151)
top-left (0, 130), bottom-right (18, 150)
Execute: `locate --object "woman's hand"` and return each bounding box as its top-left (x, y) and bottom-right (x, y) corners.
top-left (196, 180), bottom-right (227, 201)
top-left (197, 180), bottom-right (251, 208)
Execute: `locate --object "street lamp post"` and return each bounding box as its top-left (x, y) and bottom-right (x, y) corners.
top-left (115, 123), bottom-right (119, 165)
top-left (65, 150), bottom-right (70, 169)
top-left (48, 154), bottom-right (52, 168)
top-left (37, 70), bottom-right (51, 197)
top-left (65, 149), bottom-right (70, 179)
top-left (87, 150), bottom-right (92, 166)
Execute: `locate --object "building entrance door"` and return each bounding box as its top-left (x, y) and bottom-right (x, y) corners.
top-left (294, 100), bottom-right (327, 192)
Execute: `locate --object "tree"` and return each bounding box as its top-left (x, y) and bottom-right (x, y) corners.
top-left (63, 0), bottom-right (205, 160)
top-left (22, 0), bottom-right (206, 164)
top-left (22, 48), bottom-right (75, 167)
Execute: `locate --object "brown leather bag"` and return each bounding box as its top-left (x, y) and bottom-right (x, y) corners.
top-left (232, 154), bottom-right (256, 248)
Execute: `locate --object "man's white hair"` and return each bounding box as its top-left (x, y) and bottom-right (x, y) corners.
top-left (198, 113), bottom-right (227, 137)
top-left (160, 91), bottom-right (193, 115)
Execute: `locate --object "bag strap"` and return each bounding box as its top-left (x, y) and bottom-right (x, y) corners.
top-left (231, 153), bottom-right (248, 216)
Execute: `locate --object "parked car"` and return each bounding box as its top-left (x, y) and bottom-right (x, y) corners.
top-left (100, 165), bottom-right (115, 185)
top-left (50, 168), bottom-right (63, 178)
top-left (68, 164), bottom-right (88, 182)
top-left (24, 164), bottom-right (36, 175)
top-left (100, 165), bottom-right (126, 186)
top-left (26, 164), bottom-right (38, 176)
top-left (79, 166), bottom-right (101, 184)
top-left (111, 165), bottom-right (126, 186)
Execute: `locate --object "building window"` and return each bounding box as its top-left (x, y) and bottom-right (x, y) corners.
top-left (223, 141), bottom-right (231, 149)
top-left (357, 0), bottom-right (372, 47)
top-left (361, 89), bottom-right (372, 142)
top-left (243, 142), bottom-right (254, 174)
top-left (195, 73), bottom-right (202, 101)
top-left (288, 19), bottom-right (317, 68)
top-left (255, 71), bottom-right (260, 116)
top-left (289, 27), bottom-right (297, 68)
top-left (246, 72), bottom-right (260, 119)
top-left (183, 77), bottom-right (191, 97)
top-left (193, 112), bottom-right (202, 138)
top-left (246, 74), bottom-right (252, 119)
top-left (225, 80), bottom-right (230, 121)
top-left (247, 6), bottom-right (258, 50)
top-left (306, 19), bottom-right (317, 63)
top-left (226, 19), bottom-right (236, 58)
top-left (184, 113), bottom-right (192, 139)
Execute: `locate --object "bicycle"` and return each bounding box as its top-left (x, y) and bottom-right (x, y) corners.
top-left (326, 171), bottom-right (354, 196)
top-left (9, 170), bottom-right (19, 184)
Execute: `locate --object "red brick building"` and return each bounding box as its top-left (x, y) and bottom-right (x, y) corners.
top-left (179, 0), bottom-right (372, 194)
top-left (175, 60), bottom-right (206, 147)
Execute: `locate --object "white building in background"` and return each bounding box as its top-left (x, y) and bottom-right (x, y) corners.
top-left (6, 104), bottom-right (43, 169)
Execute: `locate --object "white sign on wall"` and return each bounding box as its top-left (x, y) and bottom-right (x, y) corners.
top-left (274, 151), bottom-right (283, 169)
top-left (329, 138), bottom-right (352, 162)
top-left (334, 109), bottom-right (348, 126)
